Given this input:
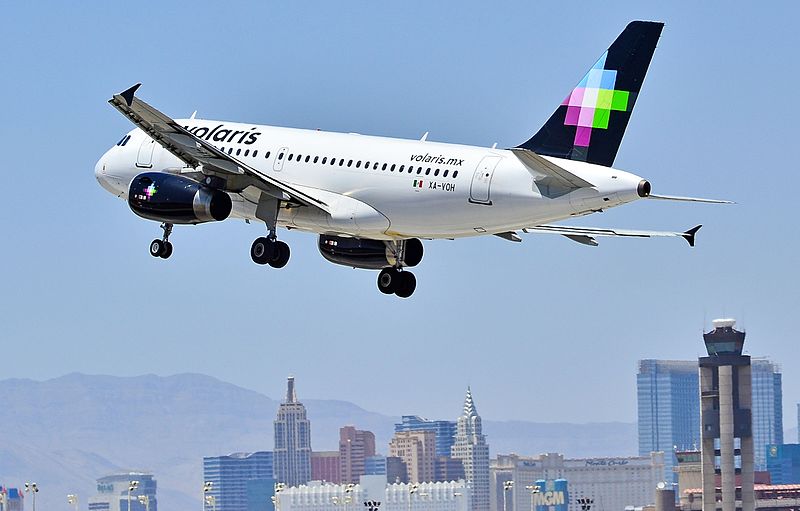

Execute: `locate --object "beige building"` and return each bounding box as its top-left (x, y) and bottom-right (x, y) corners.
top-left (339, 426), bottom-right (376, 484)
top-left (389, 430), bottom-right (436, 483)
top-left (490, 452), bottom-right (664, 511)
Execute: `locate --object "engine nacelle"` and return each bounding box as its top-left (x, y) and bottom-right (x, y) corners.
top-left (128, 172), bottom-right (232, 224)
top-left (318, 235), bottom-right (423, 270)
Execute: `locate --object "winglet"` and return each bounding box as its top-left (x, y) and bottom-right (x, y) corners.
top-left (119, 83), bottom-right (142, 106)
top-left (683, 225), bottom-right (702, 247)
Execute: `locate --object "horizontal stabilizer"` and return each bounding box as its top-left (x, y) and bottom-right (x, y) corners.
top-left (510, 148), bottom-right (593, 195)
top-left (523, 223), bottom-right (701, 247)
top-left (647, 194), bottom-right (734, 204)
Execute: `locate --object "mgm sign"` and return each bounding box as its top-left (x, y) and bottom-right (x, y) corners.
top-left (532, 479), bottom-right (568, 511)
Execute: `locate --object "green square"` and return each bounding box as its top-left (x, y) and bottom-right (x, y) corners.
top-left (597, 89), bottom-right (613, 109)
top-left (593, 108), bottom-right (611, 129)
top-left (611, 90), bottom-right (629, 111)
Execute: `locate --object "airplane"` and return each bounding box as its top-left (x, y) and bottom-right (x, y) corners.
top-left (95, 20), bottom-right (729, 298)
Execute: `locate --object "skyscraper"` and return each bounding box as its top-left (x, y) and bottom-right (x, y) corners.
top-left (203, 452), bottom-right (274, 511)
top-left (452, 387), bottom-right (490, 511)
top-left (88, 472), bottom-right (158, 511)
top-left (395, 415), bottom-right (457, 458)
top-left (339, 426), bottom-right (376, 484)
top-left (274, 377), bottom-right (312, 487)
top-left (310, 451), bottom-right (341, 483)
top-left (637, 359), bottom-right (700, 482)
top-left (751, 359), bottom-right (783, 470)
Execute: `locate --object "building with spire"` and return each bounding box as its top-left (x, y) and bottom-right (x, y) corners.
top-left (274, 376), bottom-right (312, 487)
top-left (452, 387), bottom-right (490, 511)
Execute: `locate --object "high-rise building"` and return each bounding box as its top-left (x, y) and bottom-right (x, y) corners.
top-left (637, 359), bottom-right (700, 482)
top-left (203, 452), bottom-right (274, 511)
top-left (274, 377), bottom-right (312, 486)
top-left (751, 359), bottom-right (783, 470)
top-left (452, 387), bottom-right (490, 511)
top-left (766, 444), bottom-right (800, 484)
top-left (490, 452), bottom-right (664, 511)
top-left (0, 487), bottom-right (23, 511)
top-left (339, 426), bottom-right (376, 484)
top-left (389, 430), bottom-right (436, 483)
top-left (395, 416), bottom-right (458, 458)
top-left (311, 451), bottom-right (341, 483)
top-left (88, 472), bottom-right (158, 511)
top-left (699, 319), bottom-right (754, 511)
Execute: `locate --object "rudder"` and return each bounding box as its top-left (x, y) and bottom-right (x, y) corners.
top-left (517, 21), bottom-right (664, 167)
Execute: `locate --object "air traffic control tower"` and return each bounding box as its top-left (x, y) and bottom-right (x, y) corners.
top-left (700, 319), bottom-right (754, 511)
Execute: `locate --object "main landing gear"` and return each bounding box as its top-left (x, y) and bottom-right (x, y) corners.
top-left (149, 222), bottom-right (173, 259)
top-left (377, 268), bottom-right (417, 298)
top-left (250, 236), bottom-right (291, 268)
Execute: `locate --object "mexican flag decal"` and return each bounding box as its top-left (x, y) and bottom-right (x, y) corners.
top-left (413, 179), bottom-right (423, 188)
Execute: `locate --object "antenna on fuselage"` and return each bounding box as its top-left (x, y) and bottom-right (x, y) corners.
top-left (420, 132), bottom-right (429, 141)
top-left (189, 110), bottom-right (197, 120)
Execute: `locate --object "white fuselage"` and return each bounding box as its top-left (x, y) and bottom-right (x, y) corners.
top-left (95, 119), bottom-right (646, 240)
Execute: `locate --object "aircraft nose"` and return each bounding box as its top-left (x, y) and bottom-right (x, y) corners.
top-left (94, 156), bottom-right (105, 182)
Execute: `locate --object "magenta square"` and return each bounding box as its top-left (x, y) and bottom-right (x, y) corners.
top-left (574, 126), bottom-right (592, 147)
top-left (578, 107), bottom-right (595, 127)
top-left (568, 87), bottom-right (585, 106)
top-left (565, 106), bottom-right (580, 125)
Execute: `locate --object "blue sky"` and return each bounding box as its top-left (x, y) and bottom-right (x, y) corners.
top-left (1, 1), bottom-right (798, 427)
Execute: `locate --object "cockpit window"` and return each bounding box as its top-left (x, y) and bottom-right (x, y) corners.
top-left (116, 135), bottom-right (131, 146)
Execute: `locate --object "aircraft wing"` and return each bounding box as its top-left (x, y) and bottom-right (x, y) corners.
top-left (523, 224), bottom-right (702, 247)
top-left (108, 83), bottom-right (330, 213)
top-left (509, 148), bottom-right (594, 194)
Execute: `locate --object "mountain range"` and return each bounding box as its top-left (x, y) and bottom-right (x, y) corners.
top-left (0, 373), bottom-right (636, 510)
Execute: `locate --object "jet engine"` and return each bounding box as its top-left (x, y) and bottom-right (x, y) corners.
top-left (128, 172), bottom-right (232, 224)
top-left (318, 235), bottom-right (423, 270)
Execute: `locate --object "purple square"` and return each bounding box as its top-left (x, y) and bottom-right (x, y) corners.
top-left (565, 106), bottom-right (580, 125)
top-left (565, 87), bottom-right (585, 107)
top-left (574, 126), bottom-right (592, 147)
top-left (578, 107), bottom-right (595, 127)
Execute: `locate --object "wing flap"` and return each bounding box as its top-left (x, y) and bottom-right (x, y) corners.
top-left (523, 224), bottom-right (702, 247)
top-left (109, 83), bottom-right (329, 213)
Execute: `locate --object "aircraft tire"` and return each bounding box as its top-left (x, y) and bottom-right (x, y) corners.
top-left (150, 239), bottom-right (165, 258)
top-left (251, 237), bottom-right (274, 265)
top-left (395, 271), bottom-right (416, 298)
top-left (160, 241), bottom-right (173, 259)
top-left (269, 241), bottom-right (291, 269)
top-left (377, 268), bottom-right (398, 294)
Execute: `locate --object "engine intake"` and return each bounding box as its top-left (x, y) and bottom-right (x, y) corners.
top-left (318, 235), bottom-right (423, 270)
top-left (128, 172), bottom-right (232, 224)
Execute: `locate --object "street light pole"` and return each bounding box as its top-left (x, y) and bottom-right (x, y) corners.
top-left (408, 483), bottom-right (419, 511)
top-left (24, 483), bottom-right (39, 511)
top-left (203, 482), bottom-right (213, 511)
top-left (273, 483), bottom-right (286, 511)
top-left (503, 481), bottom-right (514, 511)
top-left (526, 485), bottom-right (540, 511)
top-left (68, 493), bottom-right (79, 511)
top-left (138, 495), bottom-right (150, 511)
top-left (128, 481), bottom-right (139, 511)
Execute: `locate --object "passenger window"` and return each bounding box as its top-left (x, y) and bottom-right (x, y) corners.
top-left (374, 162), bottom-right (379, 170)
top-left (253, 150), bottom-right (258, 157)
top-left (443, 169), bottom-right (449, 177)
top-left (408, 167), bottom-right (413, 174)
top-left (453, 170), bottom-right (459, 178)
top-left (305, 155), bottom-right (310, 163)
top-left (425, 168), bottom-right (431, 175)
top-left (288, 154), bottom-right (293, 160)
top-left (434, 169), bottom-right (440, 176)
top-left (356, 161), bottom-right (361, 168)
top-left (266, 151), bottom-right (271, 159)
top-left (228, 148), bottom-right (233, 155)
top-left (399, 165), bottom-right (404, 172)
top-left (365, 161), bottom-right (370, 169)
top-left (314, 156), bottom-right (319, 163)
top-left (296, 154), bottom-right (302, 162)
top-left (245, 149), bottom-right (250, 157)
top-left (236, 148), bottom-right (241, 156)
top-left (390, 164), bottom-right (396, 172)
top-left (347, 160), bottom-right (353, 167)
top-left (322, 157), bottom-right (327, 164)
top-left (382, 164), bottom-right (387, 171)
top-left (416, 167), bottom-right (422, 174)
top-left (332, 157), bottom-right (337, 165)
top-left (339, 159), bottom-right (345, 166)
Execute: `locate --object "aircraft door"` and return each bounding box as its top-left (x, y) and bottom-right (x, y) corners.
top-left (274, 147), bottom-right (289, 171)
top-left (469, 155), bottom-right (501, 204)
top-left (136, 137), bottom-right (155, 168)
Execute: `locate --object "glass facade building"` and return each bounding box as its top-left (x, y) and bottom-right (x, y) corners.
top-left (751, 359), bottom-right (783, 470)
top-left (637, 360), bottom-right (700, 483)
top-left (203, 452), bottom-right (274, 511)
top-left (767, 444), bottom-right (800, 484)
top-left (395, 416), bottom-right (457, 458)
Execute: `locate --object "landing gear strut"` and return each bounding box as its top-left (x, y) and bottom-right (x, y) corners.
top-left (250, 194), bottom-right (291, 269)
top-left (377, 267), bottom-right (417, 298)
top-left (149, 222), bottom-right (173, 259)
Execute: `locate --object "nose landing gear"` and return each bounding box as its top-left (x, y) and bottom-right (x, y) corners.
top-left (149, 223), bottom-right (173, 259)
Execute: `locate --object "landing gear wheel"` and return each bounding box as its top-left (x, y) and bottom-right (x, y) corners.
top-left (160, 241), bottom-right (173, 259)
top-left (377, 268), bottom-right (400, 294)
top-left (269, 241), bottom-right (291, 268)
top-left (395, 271), bottom-right (417, 298)
top-left (251, 237), bottom-right (274, 265)
top-left (150, 239), bottom-right (165, 258)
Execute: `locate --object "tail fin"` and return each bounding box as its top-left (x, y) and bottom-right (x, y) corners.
top-left (517, 21), bottom-right (664, 167)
